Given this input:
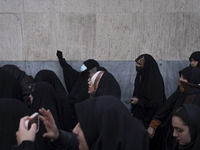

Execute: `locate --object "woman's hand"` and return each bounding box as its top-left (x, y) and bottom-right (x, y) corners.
top-left (39, 108), bottom-right (59, 140)
top-left (16, 116), bottom-right (37, 145)
top-left (147, 127), bottom-right (155, 139)
top-left (131, 97), bottom-right (139, 104)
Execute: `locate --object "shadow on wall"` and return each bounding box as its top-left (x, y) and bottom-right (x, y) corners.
top-left (0, 60), bottom-right (188, 106)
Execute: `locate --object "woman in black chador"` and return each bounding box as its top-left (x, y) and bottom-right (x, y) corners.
top-left (56, 50), bottom-right (100, 128)
top-left (147, 66), bottom-right (200, 150)
top-left (130, 54), bottom-right (166, 128)
top-left (35, 69), bottom-right (72, 131)
top-left (0, 68), bottom-right (22, 100)
top-left (172, 104), bottom-right (200, 150)
top-left (189, 51), bottom-right (200, 68)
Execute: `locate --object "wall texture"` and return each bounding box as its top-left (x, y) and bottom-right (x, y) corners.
top-left (0, 0), bottom-right (199, 106)
top-left (0, 0), bottom-right (200, 61)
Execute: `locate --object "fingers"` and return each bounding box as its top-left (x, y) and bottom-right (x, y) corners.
top-left (29, 123), bottom-right (37, 133)
top-left (19, 116), bottom-right (29, 129)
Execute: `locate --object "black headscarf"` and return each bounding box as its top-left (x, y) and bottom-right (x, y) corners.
top-left (34, 70), bottom-right (72, 131)
top-left (189, 51), bottom-right (200, 68)
top-left (94, 71), bottom-right (121, 99)
top-left (173, 104), bottom-right (200, 150)
top-left (0, 98), bottom-right (32, 150)
top-left (31, 82), bottom-right (64, 129)
top-left (179, 66), bottom-right (200, 84)
top-left (75, 95), bottom-right (149, 150)
top-left (132, 54), bottom-right (166, 128)
top-left (1, 65), bottom-right (34, 108)
top-left (0, 68), bottom-right (22, 100)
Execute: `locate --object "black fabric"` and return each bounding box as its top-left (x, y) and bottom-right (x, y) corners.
top-left (131, 54), bottom-right (166, 128)
top-left (31, 82), bottom-right (64, 129)
top-left (57, 53), bottom-right (100, 128)
top-left (94, 71), bottom-right (121, 99)
top-left (1, 65), bottom-right (34, 108)
top-left (0, 99), bottom-right (32, 150)
top-left (34, 70), bottom-right (72, 131)
top-left (0, 68), bottom-right (22, 100)
top-left (83, 59), bottom-right (100, 72)
top-left (152, 67), bottom-right (200, 150)
top-left (1, 65), bottom-right (34, 107)
top-left (12, 141), bottom-right (35, 150)
top-left (189, 51), bottom-right (200, 68)
top-left (31, 82), bottom-right (66, 149)
top-left (75, 95), bottom-right (149, 150)
top-left (173, 104), bottom-right (200, 150)
top-left (58, 57), bottom-right (90, 104)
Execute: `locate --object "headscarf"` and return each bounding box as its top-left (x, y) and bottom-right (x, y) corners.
top-left (178, 67), bottom-right (200, 95)
top-left (0, 68), bottom-right (22, 100)
top-left (132, 54), bottom-right (166, 128)
top-left (174, 104), bottom-right (200, 150)
top-left (34, 69), bottom-right (72, 131)
top-left (189, 51), bottom-right (200, 68)
top-left (75, 95), bottom-right (149, 150)
top-left (1, 64), bottom-right (34, 107)
top-left (93, 71), bottom-right (121, 99)
top-left (31, 82), bottom-right (64, 129)
top-left (81, 59), bottom-right (100, 72)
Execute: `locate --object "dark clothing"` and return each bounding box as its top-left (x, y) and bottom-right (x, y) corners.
top-left (31, 82), bottom-right (64, 130)
top-left (12, 141), bottom-right (35, 150)
top-left (93, 71), bottom-right (121, 99)
top-left (35, 70), bottom-right (72, 131)
top-left (12, 130), bottom-right (78, 150)
top-left (75, 95), bottom-right (149, 150)
top-left (131, 54), bottom-right (166, 128)
top-left (58, 58), bottom-right (90, 104)
top-left (151, 67), bottom-right (200, 150)
top-left (0, 68), bottom-right (22, 100)
top-left (1, 65), bottom-right (34, 107)
top-left (173, 104), bottom-right (200, 150)
top-left (189, 51), bottom-right (200, 68)
top-left (0, 98), bottom-right (32, 150)
top-left (57, 57), bottom-right (98, 128)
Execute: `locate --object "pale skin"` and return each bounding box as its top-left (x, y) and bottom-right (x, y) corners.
top-left (172, 116), bottom-right (191, 146)
top-left (147, 74), bottom-right (188, 139)
top-left (190, 58), bottom-right (198, 67)
top-left (16, 116), bottom-right (37, 145)
top-left (88, 77), bottom-right (96, 95)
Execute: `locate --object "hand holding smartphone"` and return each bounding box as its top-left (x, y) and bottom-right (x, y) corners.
top-left (124, 99), bottom-right (133, 104)
top-left (25, 112), bottom-right (39, 132)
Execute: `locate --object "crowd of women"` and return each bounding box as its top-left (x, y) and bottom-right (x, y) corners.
top-left (0, 50), bottom-right (200, 150)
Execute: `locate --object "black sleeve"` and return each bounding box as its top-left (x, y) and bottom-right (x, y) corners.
top-left (153, 90), bottom-right (179, 122)
top-left (57, 58), bottom-right (80, 93)
top-left (51, 130), bottom-right (79, 150)
top-left (12, 141), bottom-right (35, 150)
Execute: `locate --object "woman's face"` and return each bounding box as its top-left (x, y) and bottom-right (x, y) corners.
top-left (172, 116), bottom-right (191, 146)
top-left (136, 56), bottom-right (145, 67)
top-left (88, 75), bottom-right (96, 94)
top-left (190, 58), bottom-right (198, 67)
top-left (73, 123), bottom-right (89, 150)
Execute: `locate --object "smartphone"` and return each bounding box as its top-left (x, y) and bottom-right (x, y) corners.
top-left (25, 112), bottom-right (39, 132)
top-left (124, 99), bottom-right (133, 104)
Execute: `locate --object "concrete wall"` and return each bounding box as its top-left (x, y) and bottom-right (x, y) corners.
top-left (0, 0), bottom-right (200, 61)
top-left (0, 0), bottom-right (199, 106)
